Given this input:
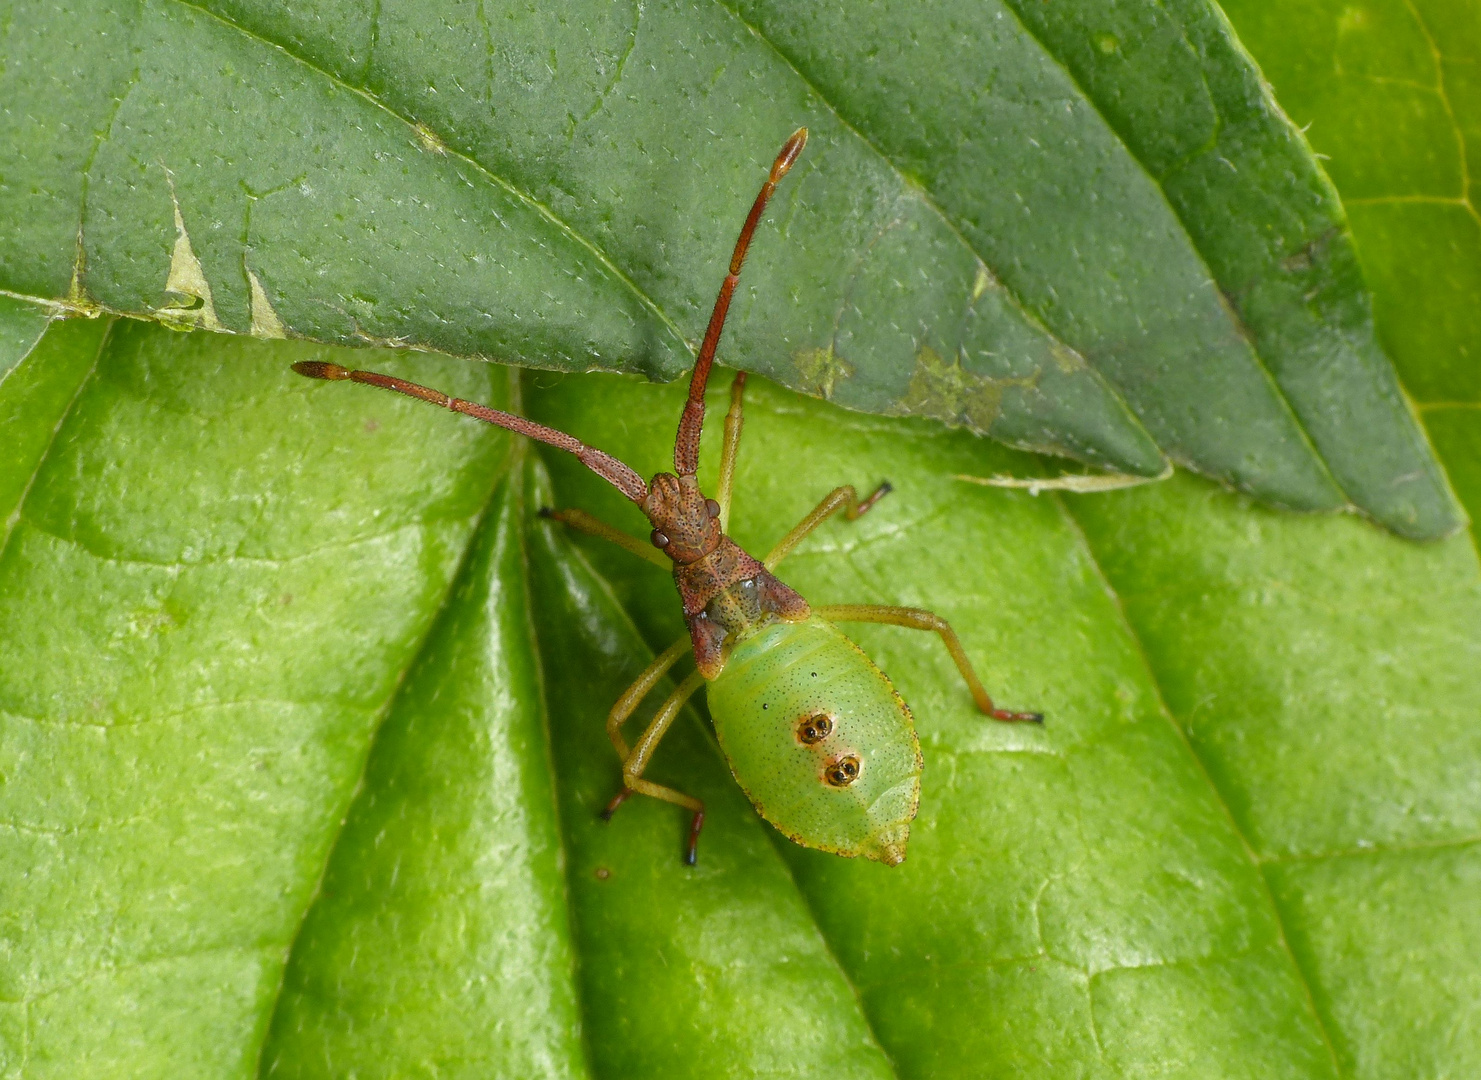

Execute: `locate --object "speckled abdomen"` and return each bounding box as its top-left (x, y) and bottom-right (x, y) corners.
top-left (706, 617), bottom-right (922, 864)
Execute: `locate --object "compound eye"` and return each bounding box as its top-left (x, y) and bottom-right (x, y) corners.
top-left (824, 755), bottom-right (861, 787)
top-left (705, 498), bottom-right (722, 519)
top-left (797, 713), bottom-right (834, 745)
top-left (650, 530), bottom-right (670, 549)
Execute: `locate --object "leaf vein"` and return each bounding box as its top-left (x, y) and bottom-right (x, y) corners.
top-left (574, 1), bottom-right (641, 135)
top-left (7, 944), bottom-right (275, 1008)
top-left (1054, 493), bottom-right (1347, 1078)
top-left (1399, 0), bottom-right (1481, 225)
top-left (0, 698), bottom-right (323, 731)
top-left (250, 450), bottom-right (516, 1078)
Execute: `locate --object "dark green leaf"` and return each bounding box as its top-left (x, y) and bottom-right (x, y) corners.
top-left (1219, 0), bottom-right (1481, 531)
top-left (0, 0), bottom-right (1459, 533)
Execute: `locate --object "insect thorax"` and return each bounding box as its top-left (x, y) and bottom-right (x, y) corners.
top-left (675, 536), bottom-right (809, 678)
top-left (703, 576), bottom-right (770, 640)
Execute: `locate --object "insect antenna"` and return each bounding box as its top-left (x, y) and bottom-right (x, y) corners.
top-left (291, 361), bottom-right (649, 502)
top-left (673, 127), bottom-right (808, 478)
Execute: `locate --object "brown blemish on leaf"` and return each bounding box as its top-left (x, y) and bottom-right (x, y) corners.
top-left (1279, 225), bottom-right (1341, 275)
top-left (793, 345), bottom-right (855, 399)
top-left (1047, 339), bottom-right (1088, 375)
top-left (413, 122), bottom-right (448, 155)
top-left (898, 345), bottom-right (1037, 433)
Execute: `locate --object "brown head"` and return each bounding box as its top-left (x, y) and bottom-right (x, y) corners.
top-left (641, 473), bottom-right (723, 565)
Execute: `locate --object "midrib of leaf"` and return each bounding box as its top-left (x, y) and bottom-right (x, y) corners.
top-left (250, 430), bottom-right (520, 1078)
top-left (521, 504), bottom-right (595, 1080)
top-left (0, 319), bottom-right (110, 561)
top-left (1053, 492), bottom-right (1346, 1078)
top-left (709, 0), bottom-right (1339, 499)
top-left (250, 424), bottom-right (898, 1080)
top-left (755, 797), bottom-right (899, 1078)
top-left (363, 0), bottom-right (381, 82)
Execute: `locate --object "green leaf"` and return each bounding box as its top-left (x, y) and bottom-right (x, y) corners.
top-left (2, 313), bottom-right (1475, 1077)
top-left (1186, 5), bottom-right (1481, 1073)
top-left (5, 1), bottom-right (1479, 1074)
top-left (0, 0), bottom-right (1459, 534)
top-left (0, 326), bottom-right (512, 1074)
top-left (0, 304), bottom-right (96, 536)
top-left (1218, 0), bottom-right (1481, 542)
top-left (0, 298), bottom-right (52, 384)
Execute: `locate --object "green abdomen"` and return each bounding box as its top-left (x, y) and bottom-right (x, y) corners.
top-left (706, 617), bottom-right (921, 864)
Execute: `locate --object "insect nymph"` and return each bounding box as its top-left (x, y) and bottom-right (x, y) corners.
top-left (294, 129), bottom-right (1042, 866)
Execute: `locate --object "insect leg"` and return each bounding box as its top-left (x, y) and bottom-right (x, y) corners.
top-left (715, 371), bottom-right (747, 533)
top-left (763, 483), bottom-right (892, 570)
top-left (605, 668), bottom-right (708, 864)
top-left (605, 636), bottom-right (692, 760)
top-left (624, 668), bottom-right (706, 779)
top-left (814, 604), bottom-right (1043, 723)
top-left (618, 778), bottom-right (707, 866)
top-left (538, 507), bottom-right (671, 568)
